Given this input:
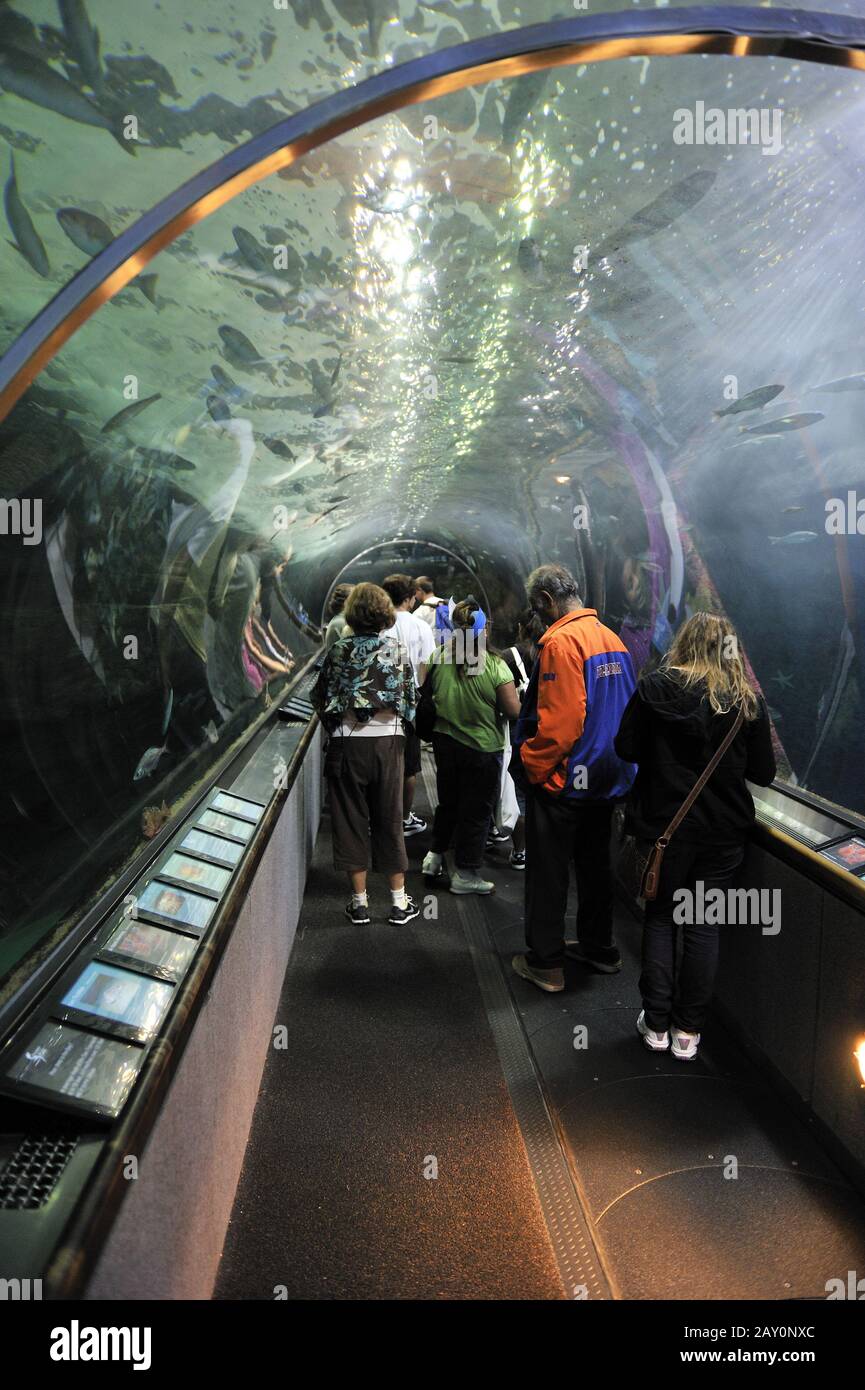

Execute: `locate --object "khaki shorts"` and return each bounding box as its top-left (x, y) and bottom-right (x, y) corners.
top-left (326, 735), bottom-right (408, 874)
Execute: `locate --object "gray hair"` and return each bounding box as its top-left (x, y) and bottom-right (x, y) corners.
top-left (526, 564), bottom-right (582, 606)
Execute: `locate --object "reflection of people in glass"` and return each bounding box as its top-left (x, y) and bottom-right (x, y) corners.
top-left (178, 861), bottom-right (204, 882)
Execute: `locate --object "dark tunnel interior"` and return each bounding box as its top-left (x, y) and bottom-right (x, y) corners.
top-left (0, 0), bottom-right (865, 1313)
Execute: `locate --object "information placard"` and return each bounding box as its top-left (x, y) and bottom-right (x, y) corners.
top-left (181, 828), bottom-right (244, 866)
top-left (103, 920), bottom-right (198, 981)
top-left (6, 1021), bottom-right (142, 1118)
top-left (212, 791), bottom-right (264, 822)
top-left (137, 879), bottom-right (217, 931)
top-left (160, 852), bottom-right (231, 895)
top-left (819, 836), bottom-right (865, 873)
top-left (61, 962), bottom-right (173, 1036)
top-left (197, 809), bottom-right (254, 843)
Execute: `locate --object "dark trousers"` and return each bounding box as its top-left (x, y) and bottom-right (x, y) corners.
top-left (640, 839), bottom-right (745, 1033)
top-left (431, 732), bottom-right (501, 871)
top-left (326, 736), bottom-right (408, 874)
top-left (525, 788), bottom-right (614, 968)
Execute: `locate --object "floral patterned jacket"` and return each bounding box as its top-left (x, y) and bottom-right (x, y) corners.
top-left (311, 633), bottom-right (418, 733)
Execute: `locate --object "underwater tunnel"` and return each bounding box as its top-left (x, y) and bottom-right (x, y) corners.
top-left (1, 1), bottom-right (865, 1324)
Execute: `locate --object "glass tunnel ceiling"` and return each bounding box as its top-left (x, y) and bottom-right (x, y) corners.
top-left (2, 3), bottom-right (865, 1002)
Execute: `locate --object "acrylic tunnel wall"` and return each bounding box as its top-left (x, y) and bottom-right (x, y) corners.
top-left (1, 1), bottom-right (865, 1041)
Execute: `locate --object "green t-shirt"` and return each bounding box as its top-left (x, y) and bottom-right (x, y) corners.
top-left (428, 647), bottom-right (512, 752)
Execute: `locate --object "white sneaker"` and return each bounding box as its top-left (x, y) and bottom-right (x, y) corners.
top-left (637, 1010), bottom-right (669, 1052)
top-left (422, 851), bottom-right (444, 878)
top-left (671, 1026), bottom-right (701, 1061)
top-left (450, 869), bottom-right (494, 895)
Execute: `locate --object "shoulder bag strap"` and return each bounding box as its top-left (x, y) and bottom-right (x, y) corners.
top-left (657, 707), bottom-right (745, 848)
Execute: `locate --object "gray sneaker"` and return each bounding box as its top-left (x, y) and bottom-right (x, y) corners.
top-left (450, 868), bottom-right (494, 895)
top-left (512, 954), bottom-right (564, 993)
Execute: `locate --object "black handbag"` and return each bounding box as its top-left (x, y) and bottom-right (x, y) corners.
top-left (414, 671), bottom-right (437, 742)
top-left (620, 707), bottom-right (744, 902)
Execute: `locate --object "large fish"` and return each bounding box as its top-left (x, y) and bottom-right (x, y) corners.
top-left (714, 384), bottom-right (784, 417)
top-left (229, 224), bottom-right (275, 276)
top-left (601, 170), bottom-right (716, 253)
top-left (57, 207), bottom-right (158, 303)
top-left (4, 153), bottom-right (49, 277)
top-left (740, 412), bottom-right (824, 437)
top-left (0, 46), bottom-right (132, 153)
top-left (218, 324), bottom-right (278, 383)
top-left (58, 0), bottom-right (104, 96)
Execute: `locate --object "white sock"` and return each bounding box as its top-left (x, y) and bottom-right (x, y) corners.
top-left (352, 892), bottom-right (368, 908)
top-left (391, 888), bottom-right (408, 909)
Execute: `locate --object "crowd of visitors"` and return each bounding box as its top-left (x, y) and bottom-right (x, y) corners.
top-left (312, 562), bottom-right (775, 1059)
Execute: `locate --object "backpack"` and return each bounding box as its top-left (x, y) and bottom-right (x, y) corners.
top-left (433, 601), bottom-right (453, 643)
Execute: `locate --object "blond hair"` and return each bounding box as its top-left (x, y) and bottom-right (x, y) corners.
top-left (663, 612), bottom-right (759, 720)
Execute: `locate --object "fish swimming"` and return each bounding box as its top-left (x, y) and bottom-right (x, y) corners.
top-left (808, 374), bottom-right (865, 393)
top-left (207, 395), bottom-right (231, 422)
top-left (57, 207), bottom-right (157, 302)
top-left (740, 413), bottom-right (824, 436)
top-left (714, 384), bottom-right (784, 417)
top-left (58, 0), bottom-right (104, 95)
top-left (501, 69), bottom-right (549, 151)
top-left (4, 153), bottom-right (49, 277)
top-left (263, 437), bottom-right (294, 460)
top-left (101, 392), bottom-right (161, 434)
top-left (230, 224), bottom-right (274, 276)
top-left (768, 531), bottom-right (819, 545)
top-left (602, 170), bottom-right (716, 252)
top-left (0, 46), bottom-right (132, 153)
top-left (218, 324), bottom-right (278, 383)
top-left (133, 744), bottom-right (167, 781)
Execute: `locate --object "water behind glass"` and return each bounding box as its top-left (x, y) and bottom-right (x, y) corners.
top-left (1, 3), bottom-right (865, 1009)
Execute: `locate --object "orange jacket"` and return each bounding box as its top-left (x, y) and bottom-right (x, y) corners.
top-left (518, 608), bottom-right (637, 799)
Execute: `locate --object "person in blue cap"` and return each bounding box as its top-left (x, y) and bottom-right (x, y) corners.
top-left (419, 599), bottom-right (520, 894)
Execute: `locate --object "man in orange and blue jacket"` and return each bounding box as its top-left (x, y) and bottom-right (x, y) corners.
top-left (512, 564), bottom-right (637, 993)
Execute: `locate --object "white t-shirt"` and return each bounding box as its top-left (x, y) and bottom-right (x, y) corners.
top-left (414, 596), bottom-right (445, 629)
top-left (383, 608), bottom-right (435, 682)
top-left (337, 710), bottom-right (402, 738)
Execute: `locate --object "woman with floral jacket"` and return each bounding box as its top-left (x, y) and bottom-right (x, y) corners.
top-left (312, 582), bottom-right (419, 925)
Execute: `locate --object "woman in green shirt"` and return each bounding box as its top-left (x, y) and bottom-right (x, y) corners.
top-left (420, 601), bottom-right (520, 894)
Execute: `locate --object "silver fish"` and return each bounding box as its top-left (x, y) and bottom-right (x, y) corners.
top-left (740, 412), bottom-right (824, 437)
top-left (4, 153), bottom-right (49, 277)
top-left (768, 531), bottom-right (819, 545)
top-left (133, 744), bottom-right (167, 781)
top-left (101, 392), bottom-right (161, 434)
top-left (714, 384), bottom-right (784, 417)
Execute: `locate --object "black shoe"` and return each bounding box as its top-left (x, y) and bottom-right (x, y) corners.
top-left (345, 901), bottom-right (371, 924)
top-left (389, 896), bottom-right (420, 925)
top-left (565, 942), bottom-right (622, 973)
top-left (486, 826), bottom-right (510, 846)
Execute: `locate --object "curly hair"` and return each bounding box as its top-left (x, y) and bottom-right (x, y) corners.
top-left (344, 582), bottom-right (395, 635)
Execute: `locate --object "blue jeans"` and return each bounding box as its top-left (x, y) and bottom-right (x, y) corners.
top-left (639, 839), bottom-right (745, 1033)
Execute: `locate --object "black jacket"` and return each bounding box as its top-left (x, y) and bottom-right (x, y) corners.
top-left (614, 669), bottom-right (777, 845)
